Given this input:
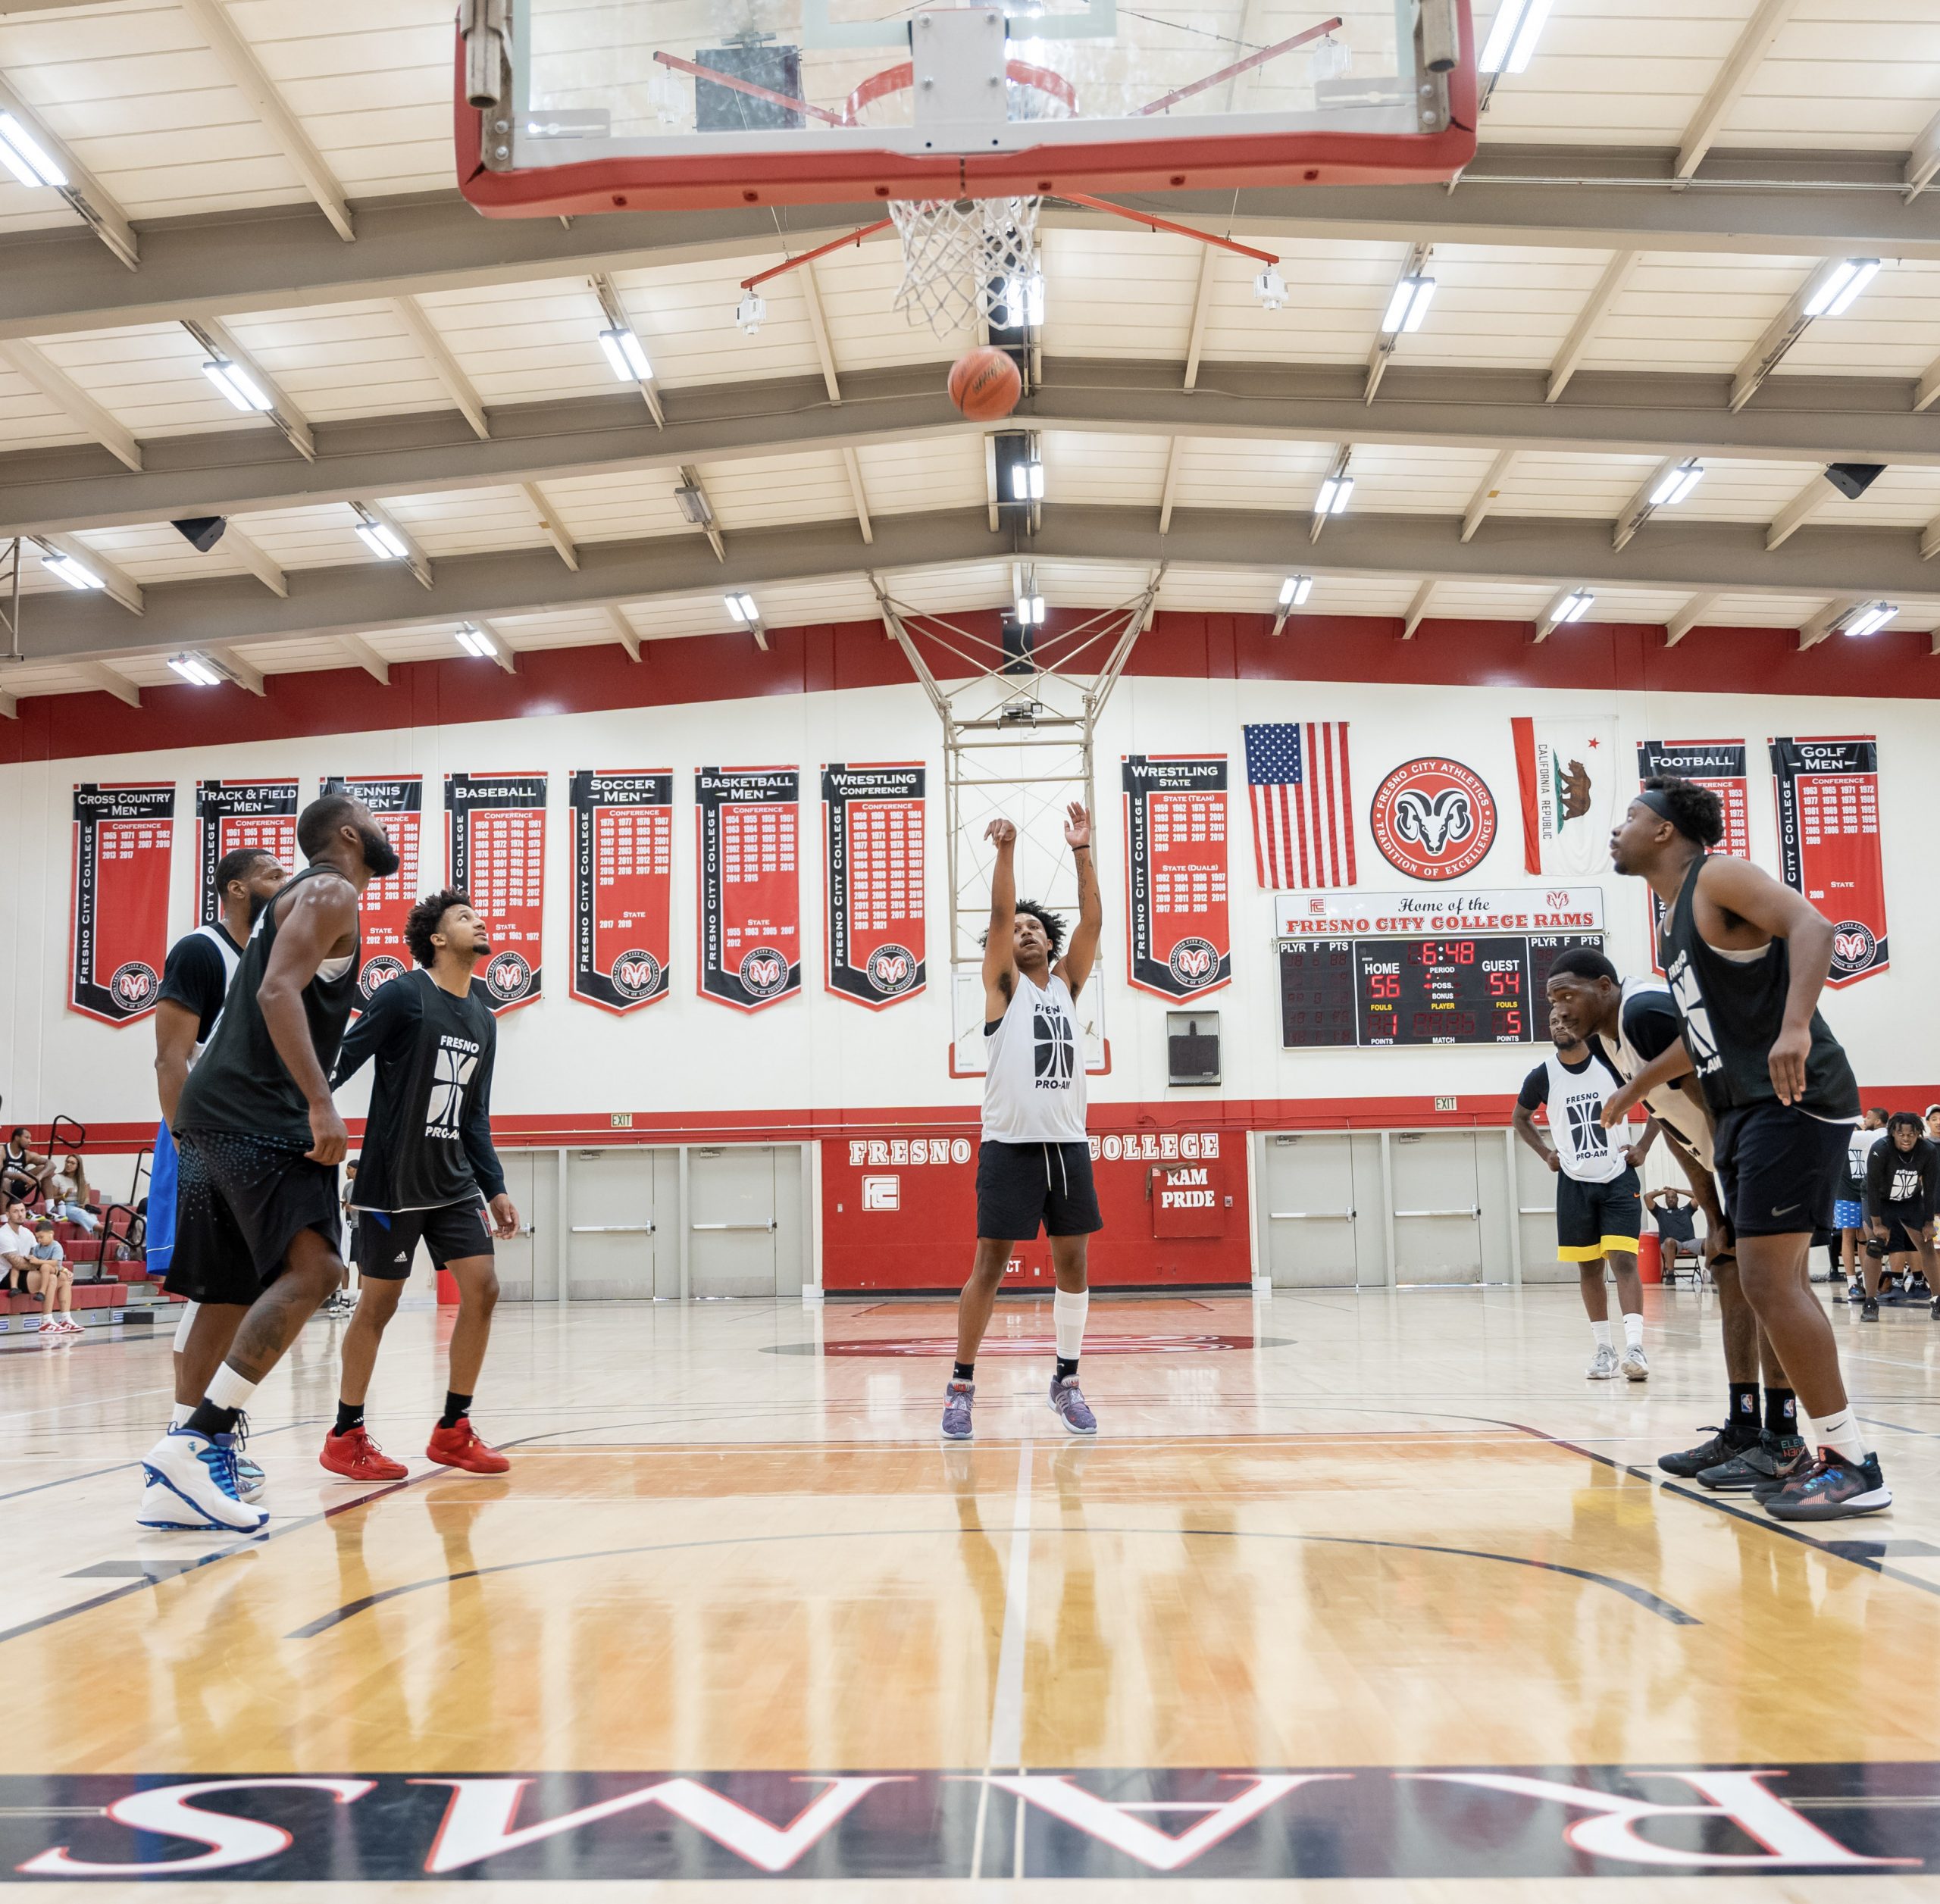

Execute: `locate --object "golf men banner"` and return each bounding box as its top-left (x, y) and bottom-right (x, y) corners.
top-left (1770, 736), bottom-right (1888, 986)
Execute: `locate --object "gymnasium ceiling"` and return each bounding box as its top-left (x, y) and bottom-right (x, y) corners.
top-left (1, 0), bottom-right (1939, 711)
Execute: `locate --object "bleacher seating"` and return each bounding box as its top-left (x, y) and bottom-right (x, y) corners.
top-left (2, 1213), bottom-right (159, 1324)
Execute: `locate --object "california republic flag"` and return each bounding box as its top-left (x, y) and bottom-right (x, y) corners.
top-left (1511, 717), bottom-right (1618, 876)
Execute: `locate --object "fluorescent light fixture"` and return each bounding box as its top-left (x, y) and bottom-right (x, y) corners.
top-left (1014, 593), bottom-right (1046, 625)
top-left (40, 549), bottom-right (104, 590)
top-left (1553, 589), bottom-right (1594, 624)
top-left (0, 112), bottom-right (67, 190)
top-left (1278, 574), bottom-right (1313, 607)
top-left (736, 292), bottom-right (766, 336)
top-left (353, 518), bottom-right (408, 561)
top-left (201, 358), bottom-right (274, 413)
top-left (1838, 601), bottom-right (1898, 639)
top-left (1803, 258), bottom-right (1882, 320)
top-left (167, 653), bottom-right (224, 686)
top-left (1380, 274), bottom-right (1436, 335)
top-left (724, 592), bottom-right (759, 625)
top-left (1009, 458), bottom-right (1046, 503)
top-left (454, 624), bottom-right (497, 658)
top-left (1650, 461), bottom-right (1705, 508)
top-left (674, 483), bottom-right (714, 527)
top-left (1316, 474), bottom-right (1354, 516)
top-left (1479, 0), bottom-right (1551, 74)
top-left (1253, 265), bottom-right (1287, 311)
top-left (597, 325), bottom-right (652, 380)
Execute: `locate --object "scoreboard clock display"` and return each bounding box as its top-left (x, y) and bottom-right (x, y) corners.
top-left (1278, 934), bottom-right (1604, 1048)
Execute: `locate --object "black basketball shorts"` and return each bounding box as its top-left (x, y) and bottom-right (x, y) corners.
top-left (1872, 1211), bottom-right (1932, 1255)
top-left (353, 1200), bottom-right (494, 1280)
top-left (1715, 1104), bottom-right (1853, 1240)
top-left (162, 1129), bottom-right (343, 1305)
top-left (975, 1140), bottom-right (1103, 1242)
top-left (1554, 1168), bottom-right (1643, 1262)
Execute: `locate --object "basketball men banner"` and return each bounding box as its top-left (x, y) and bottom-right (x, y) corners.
top-left (1122, 755), bottom-right (1231, 999)
top-left (194, 779), bottom-right (297, 924)
top-left (323, 774), bottom-right (424, 1002)
top-left (1636, 741), bottom-right (1748, 974)
top-left (822, 763), bottom-right (925, 1010)
top-left (446, 773), bottom-right (546, 1011)
top-left (571, 770), bottom-right (673, 1014)
top-left (1769, 737), bottom-right (1888, 986)
top-left (697, 768), bottom-right (800, 1012)
top-left (70, 782), bottom-right (174, 1026)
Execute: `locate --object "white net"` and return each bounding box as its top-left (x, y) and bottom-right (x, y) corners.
top-left (887, 195), bottom-right (1040, 335)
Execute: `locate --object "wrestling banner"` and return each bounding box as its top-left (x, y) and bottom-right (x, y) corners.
top-left (1769, 736), bottom-right (1888, 986)
top-left (1122, 755), bottom-right (1231, 998)
top-left (697, 767), bottom-right (799, 1012)
top-left (571, 770), bottom-right (673, 1014)
top-left (195, 778), bottom-right (297, 924)
top-left (1636, 740), bottom-right (1749, 973)
top-left (822, 763), bottom-right (925, 1009)
top-left (446, 772), bottom-right (546, 1012)
top-left (322, 775), bottom-right (424, 1002)
top-left (70, 783), bottom-right (174, 1025)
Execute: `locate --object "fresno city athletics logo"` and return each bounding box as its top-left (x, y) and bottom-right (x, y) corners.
top-left (1369, 757), bottom-right (1496, 882)
top-left (865, 943), bottom-right (918, 997)
top-left (358, 954), bottom-right (406, 999)
top-left (484, 949), bottom-right (532, 1002)
top-left (108, 961), bottom-right (158, 1013)
top-left (1167, 936), bottom-right (1220, 990)
top-left (610, 948), bottom-right (663, 1002)
top-left (1831, 920), bottom-right (1877, 974)
top-left (739, 944), bottom-right (790, 1000)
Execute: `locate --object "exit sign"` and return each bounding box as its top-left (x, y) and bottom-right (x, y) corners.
top-left (610, 1112), bottom-right (634, 1128)
top-left (1433, 1097), bottom-right (1458, 1112)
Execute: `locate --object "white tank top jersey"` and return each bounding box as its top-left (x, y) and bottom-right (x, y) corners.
top-left (188, 922), bottom-right (246, 1064)
top-left (1610, 975), bottom-right (1716, 1173)
top-left (1540, 1047), bottom-right (1631, 1184)
top-left (982, 970), bottom-right (1088, 1144)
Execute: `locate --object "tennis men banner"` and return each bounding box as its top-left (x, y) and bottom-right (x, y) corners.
top-left (446, 773), bottom-right (546, 1012)
top-left (324, 774), bottom-right (423, 1001)
top-left (1769, 737), bottom-right (1888, 986)
top-left (1122, 754), bottom-right (1231, 998)
top-left (822, 763), bottom-right (925, 1009)
top-left (571, 770), bottom-right (673, 1014)
top-left (698, 767), bottom-right (800, 1011)
top-left (195, 778), bottom-right (297, 924)
top-left (1636, 741), bottom-right (1748, 973)
top-left (70, 783), bottom-right (174, 1025)
top-left (1511, 718), bottom-right (1618, 876)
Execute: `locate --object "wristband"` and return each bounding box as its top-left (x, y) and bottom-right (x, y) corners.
top-left (1073, 843), bottom-right (1091, 854)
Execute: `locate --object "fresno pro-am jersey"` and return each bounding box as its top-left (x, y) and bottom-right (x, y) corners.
top-left (1518, 1046), bottom-right (1631, 1183)
top-left (1591, 977), bottom-right (1716, 1173)
top-left (982, 970), bottom-right (1088, 1145)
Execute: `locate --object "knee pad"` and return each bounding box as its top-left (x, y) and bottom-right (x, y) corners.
top-left (1865, 1240), bottom-right (1886, 1264)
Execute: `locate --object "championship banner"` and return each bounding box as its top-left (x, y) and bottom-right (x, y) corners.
top-left (446, 772), bottom-right (546, 1012)
top-left (1123, 754), bottom-right (1231, 998)
top-left (1636, 741), bottom-right (1749, 973)
top-left (323, 775), bottom-right (423, 1002)
top-left (697, 767), bottom-right (799, 1012)
top-left (70, 783), bottom-right (174, 1026)
top-left (1769, 736), bottom-right (1888, 986)
top-left (1511, 718), bottom-right (1617, 877)
top-left (195, 779), bottom-right (297, 924)
top-left (822, 763), bottom-right (925, 1009)
top-left (570, 770), bottom-right (673, 1014)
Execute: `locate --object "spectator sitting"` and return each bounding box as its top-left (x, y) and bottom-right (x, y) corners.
top-left (1926, 1104), bottom-right (1940, 1148)
top-left (28, 1220), bottom-right (79, 1333)
top-left (0, 1200), bottom-right (36, 1293)
top-left (1644, 1186), bottom-right (1701, 1278)
top-left (46, 1154), bottom-right (99, 1235)
top-left (2, 1127), bottom-right (51, 1205)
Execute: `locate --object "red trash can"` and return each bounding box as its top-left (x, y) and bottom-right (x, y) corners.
top-left (436, 1268), bottom-right (461, 1305)
top-left (1636, 1233), bottom-right (1663, 1284)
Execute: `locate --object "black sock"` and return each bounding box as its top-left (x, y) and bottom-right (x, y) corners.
top-left (439, 1390), bottom-right (472, 1430)
top-left (952, 1362), bottom-right (975, 1384)
top-left (1728, 1382), bottom-right (1760, 1440)
top-left (1764, 1387), bottom-right (1798, 1437)
top-left (184, 1399), bottom-right (239, 1439)
top-left (1056, 1355), bottom-right (1079, 1382)
top-left (333, 1401), bottom-right (365, 1437)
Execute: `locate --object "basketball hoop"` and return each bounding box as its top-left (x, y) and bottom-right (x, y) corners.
top-left (887, 195), bottom-right (1040, 335)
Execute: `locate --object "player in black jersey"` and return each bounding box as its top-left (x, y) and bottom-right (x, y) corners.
top-left (321, 889), bottom-right (518, 1480)
top-left (138, 793), bottom-right (398, 1532)
top-left (1603, 775), bottom-right (1888, 1520)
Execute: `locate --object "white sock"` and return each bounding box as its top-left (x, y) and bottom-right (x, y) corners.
top-left (1622, 1312), bottom-right (1644, 1351)
top-left (1812, 1406), bottom-right (1868, 1466)
top-left (1053, 1287), bottom-right (1089, 1363)
top-left (169, 1402), bottom-right (192, 1429)
top-left (203, 1363), bottom-right (258, 1414)
top-left (172, 1298), bottom-right (200, 1353)
top-left (1591, 1320), bottom-right (1613, 1350)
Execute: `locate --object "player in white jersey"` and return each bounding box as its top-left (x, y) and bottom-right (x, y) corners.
top-left (942, 803), bottom-right (1102, 1440)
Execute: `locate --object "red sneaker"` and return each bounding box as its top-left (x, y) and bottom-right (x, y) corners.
top-left (319, 1425), bottom-right (408, 1482)
top-left (426, 1416), bottom-right (509, 1475)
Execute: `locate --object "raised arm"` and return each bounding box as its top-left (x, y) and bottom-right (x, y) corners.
top-left (981, 818), bottom-right (1018, 1021)
top-left (330, 974), bottom-right (415, 1089)
top-left (1055, 802), bottom-right (1101, 999)
top-left (258, 876), bottom-right (361, 1164)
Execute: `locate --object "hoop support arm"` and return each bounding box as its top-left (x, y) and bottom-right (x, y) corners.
top-left (1054, 192), bottom-right (1281, 267)
top-left (741, 218), bottom-right (896, 292)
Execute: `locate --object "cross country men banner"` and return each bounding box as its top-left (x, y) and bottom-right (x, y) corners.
top-left (323, 775), bottom-right (424, 1002)
top-left (1511, 718), bottom-right (1617, 876)
top-left (822, 763), bottom-right (925, 1010)
top-left (571, 770), bottom-right (673, 1014)
top-left (194, 779), bottom-right (297, 925)
top-left (1122, 754), bottom-right (1231, 999)
top-left (446, 772), bottom-right (546, 1012)
top-left (1769, 736), bottom-right (1888, 986)
top-left (1636, 741), bottom-right (1749, 974)
top-left (697, 767), bottom-right (800, 1012)
top-left (70, 783), bottom-right (174, 1026)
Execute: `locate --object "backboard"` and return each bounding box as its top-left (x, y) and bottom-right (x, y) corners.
top-left (457, 0), bottom-right (1475, 215)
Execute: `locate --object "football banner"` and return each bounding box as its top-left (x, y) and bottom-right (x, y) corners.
top-left (195, 778), bottom-right (297, 924)
top-left (1636, 741), bottom-right (1749, 973)
top-left (1769, 737), bottom-right (1888, 986)
top-left (1123, 754), bottom-right (1231, 998)
top-left (822, 763), bottom-right (925, 1009)
top-left (446, 772), bottom-right (546, 1012)
top-left (697, 767), bottom-right (800, 1011)
top-left (571, 770), bottom-right (673, 1014)
top-left (70, 783), bottom-right (174, 1025)
top-left (323, 774), bottom-right (423, 1002)
top-left (1511, 718), bottom-right (1617, 877)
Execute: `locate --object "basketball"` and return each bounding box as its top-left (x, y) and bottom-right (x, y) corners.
top-left (948, 346), bottom-right (1022, 421)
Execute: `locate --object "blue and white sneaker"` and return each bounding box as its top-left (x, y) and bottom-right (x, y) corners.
top-left (941, 1379), bottom-right (975, 1440)
top-left (138, 1427), bottom-right (267, 1532)
top-left (136, 1479), bottom-right (211, 1529)
top-left (1049, 1375), bottom-right (1097, 1434)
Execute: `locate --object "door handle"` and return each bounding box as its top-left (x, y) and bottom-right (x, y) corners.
top-left (569, 1224), bottom-right (656, 1234)
top-left (1268, 1210), bottom-right (1356, 1221)
top-left (1394, 1207), bottom-right (1482, 1219)
top-left (690, 1221), bottom-right (778, 1233)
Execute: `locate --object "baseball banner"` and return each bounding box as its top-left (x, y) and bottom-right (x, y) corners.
top-left (70, 783), bottom-right (174, 1025)
top-left (323, 775), bottom-right (423, 1002)
top-left (1511, 718), bottom-right (1618, 877)
top-left (1123, 754), bottom-right (1231, 999)
top-left (1769, 737), bottom-right (1888, 986)
top-left (1636, 741), bottom-right (1749, 973)
top-left (697, 767), bottom-right (800, 1012)
top-left (822, 763), bottom-right (925, 1010)
top-left (446, 773), bottom-right (546, 1012)
top-left (195, 779), bottom-right (297, 924)
top-left (571, 770), bottom-right (673, 1014)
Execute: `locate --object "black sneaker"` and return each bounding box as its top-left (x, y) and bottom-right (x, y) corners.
top-left (1748, 1437), bottom-right (1812, 1501)
top-left (1764, 1450), bottom-right (1892, 1521)
top-left (1862, 1297), bottom-right (1880, 1321)
top-left (1657, 1426), bottom-right (1756, 1479)
top-left (1698, 1430), bottom-right (1806, 1494)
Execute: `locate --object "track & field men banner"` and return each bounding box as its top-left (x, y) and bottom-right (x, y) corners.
top-left (70, 783), bottom-right (174, 1026)
top-left (446, 773), bottom-right (546, 1011)
top-left (822, 763), bottom-right (925, 1009)
top-left (1769, 736), bottom-right (1888, 986)
top-left (698, 767), bottom-right (800, 1011)
top-left (1122, 754), bottom-right (1230, 999)
top-left (323, 775), bottom-right (423, 1002)
top-left (194, 779), bottom-right (297, 924)
top-left (571, 771), bottom-right (673, 1013)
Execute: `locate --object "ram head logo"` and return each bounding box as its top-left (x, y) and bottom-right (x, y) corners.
top-left (1391, 787), bottom-right (1475, 857)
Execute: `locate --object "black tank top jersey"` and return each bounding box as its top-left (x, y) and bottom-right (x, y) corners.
top-left (1659, 853), bottom-right (1858, 1121)
top-left (175, 862), bottom-right (362, 1143)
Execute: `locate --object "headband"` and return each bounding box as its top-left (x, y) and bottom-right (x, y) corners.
top-left (1636, 786), bottom-right (1704, 840)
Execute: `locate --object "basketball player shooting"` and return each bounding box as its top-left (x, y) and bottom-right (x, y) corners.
top-left (943, 802), bottom-right (1102, 1440)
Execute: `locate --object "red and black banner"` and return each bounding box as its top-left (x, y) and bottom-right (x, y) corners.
top-left (324, 775), bottom-right (424, 1002)
top-left (1637, 739), bottom-right (1749, 973)
top-left (1123, 754), bottom-right (1231, 999)
top-left (70, 783), bottom-right (174, 1025)
top-left (697, 767), bottom-right (799, 1012)
top-left (446, 772), bottom-right (546, 1012)
top-left (571, 770), bottom-right (673, 1014)
top-left (195, 778), bottom-right (297, 925)
top-left (823, 763), bottom-right (925, 1009)
top-left (1770, 736), bottom-right (1888, 986)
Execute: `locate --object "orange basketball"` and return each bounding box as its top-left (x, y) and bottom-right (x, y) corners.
top-left (948, 346), bottom-right (1022, 421)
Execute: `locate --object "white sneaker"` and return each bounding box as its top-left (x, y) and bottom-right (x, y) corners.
top-left (1586, 1343), bottom-right (1621, 1380)
top-left (1621, 1343), bottom-right (1651, 1382)
top-left (138, 1428), bottom-right (267, 1533)
top-left (136, 1478), bottom-right (213, 1529)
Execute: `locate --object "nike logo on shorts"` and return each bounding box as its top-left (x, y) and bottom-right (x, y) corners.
top-left (1770, 1202), bottom-right (1801, 1218)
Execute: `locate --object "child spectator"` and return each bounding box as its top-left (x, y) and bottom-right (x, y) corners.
top-left (28, 1219), bottom-right (80, 1334)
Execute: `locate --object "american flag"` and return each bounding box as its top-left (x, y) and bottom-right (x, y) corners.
top-left (1244, 721), bottom-right (1356, 889)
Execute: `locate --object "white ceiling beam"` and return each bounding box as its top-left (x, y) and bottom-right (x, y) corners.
top-left (1158, 438), bottom-right (1186, 534)
top-left (1612, 455), bottom-right (1688, 552)
top-left (674, 464), bottom-right (725, 561)
top-left (591, 274), bottom-right (664, 425)
top-left (206, 642), bottom-right (264, 696)
top-left (1182, 249), bottom-right (1219, 392)
top-left (983, 436), bottom-right (1000, 533)
top-left (1765, 474), bottom-right (1829, 550)
top-left (1401, 579), bottom-right (1436, 639)
top-left (603, 604), bottom-right (640, 661)
top-left (0, 339), bottom-right (139, 471)
top-left (0, 74), bottom-right (137, 269)
top-left (0, 688), bottom-right (14, 719)
top-left (1920, 512), bottom-right (1940, 561)
top-left (1798, 596), bottom-right (1862, 651)
top-left (78, 659), bottom-right (139, 706)
top-left (1364, 239), bottom-right (1432, 405)
top-left (1914, 353), bottom-right (1940, 414)
top-left (840, 445), bottom-right (873, 545)
top-left (1730, 259), bottom-right (1855, 413)
top-left (1547, 251), bottom-right (1639, 403)
top-left (186, 317), bottom-right (315, 460)
top-left (335, 631), bottom-right (390, 684)
top-left (354, 500), bottom-right (433, 589)
top-left (172, 0), bottom-right (352, 239)
top-left (1663, 592), bottom-right (1717, 649)
top-left (216, 523), bottom-right (286, 596)
top-left (1532, 585), bottom-right (1588, 644)
top-left (472, 615), bottom-right (519, 674)
top-left (797, 261), bottom-right (842, 404)
top-left (1463, 449), bottom-right (1517, 542)
top-left (520, 480), bottom-right (577, 569)
top-left (393, 295), bottom-right (488, 439)
top-left (1675, 0), bottom-right (1801, 180)
top-left (1310, 444), bottom-right (1351, 545)
top-left (40, 531), bottom-right (141, 612)
top-left (1909, 106), bottom-right (1940, 201)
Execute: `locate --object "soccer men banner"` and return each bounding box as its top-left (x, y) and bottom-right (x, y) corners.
top-left (70, 783), bottom-right (174, 1025)
top-left (571, 770), bottom-right (673, 1014)
top-left (1636, 740), bottom-right (1748, 973)
top-left (195, 779), bottom-right (297, 924)
top-left (1123, 754), bottom-right (1231, 999)
top-left (1769, 736), bottom-right (1888, 986)
top-left (822, 763), bottom-right (925, 1010)
top-left (697, 767), bottom-right (799, 1012)
top-left (446, 773), bottom-right (546, 1012)
top-left (323, 775), bottom-right (423, 1002)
